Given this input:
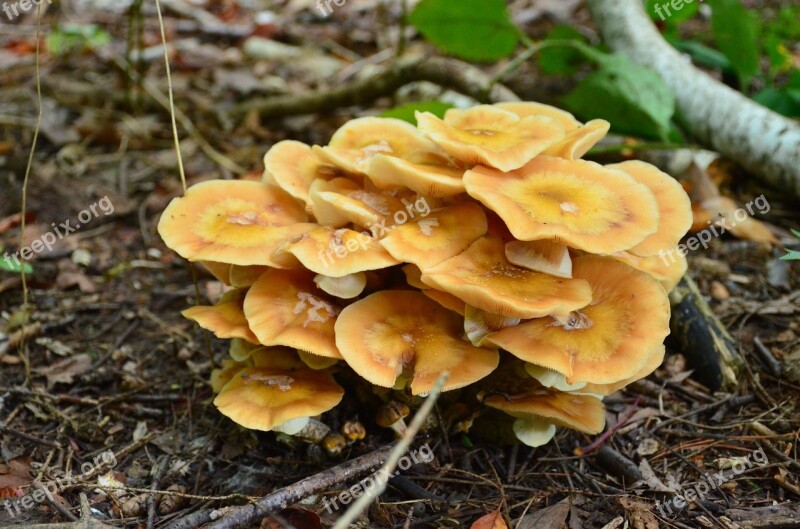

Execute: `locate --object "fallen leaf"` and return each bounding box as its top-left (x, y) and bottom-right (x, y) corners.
top-left (619, 497), bottom-right (659, 529)
top-left (471, 509), bottom-right (508, 529)
top-left (35, 353), bottom-right (93, 388)
top-left (0, 456), bottom-right (32, 498)
top-left (517, 499), bottom-right (570, 529)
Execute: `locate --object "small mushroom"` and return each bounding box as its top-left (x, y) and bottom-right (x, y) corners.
top-left (379, 202), bottom-right (488, 271)
top-left (322, 433), bottom-right (347, 455)
top-left (463, 156), bottom-right (661, 254)
top-left (504, 240), bottom-right (572, 278)
top-left (463, 305), bottom-right (520, 347)
top-left (494, 102), bottom-right (582, 130)
top-left (313, 272), bottom-right (367, 299)
top-left (213, 356), bottom-right (344, 432)
top-left (181, 289), bottom-right (258, 344)
top-left (341, 421), bottom-right (366, 441)
top-left (282, 226), bottom-right (400, 277)
top-left (420, 236), bottom-right (593, 319)
top-left (366, 154), bottom-right (466, 197)
top-left (613, 248), bottom-right (687, 292)
top-left (157, 179), bottom-right (315, 266)
top-left (263, 140), bottom-right (339, 202)
top-left (523, 363), bottom-right (588, 393)
top-left (416, 106), bottom-right (566, 172)
top-left (484, 255), bottom-right (670, 384)
top-left (482, 387), bottom-right (606, 448)
top-left (308, 177), bottom-right (405, 229)
top-left (243, 268), bottom-right (343, 360)
top-left (543, 119), bottom-right (610, 160)
top-left (376, 401), bottom-right (410, 437)
top-left (334, 291), bottom-right (499, 394)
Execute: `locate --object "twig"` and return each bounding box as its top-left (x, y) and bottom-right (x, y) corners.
top-left (331, 372), bottom-right (449, 529)
top-left (231, 57), bottom-right (519, 119)
top-left (9, 493), bottom-right (112, 529)
top-left (147, 455), bottom-right (169, 529)
top-left (577, 397), bottom-right (641, 455)
top-left (753, 336), bottom-right (782, 377)
top-left (173, 446), bottom-right (395, 529)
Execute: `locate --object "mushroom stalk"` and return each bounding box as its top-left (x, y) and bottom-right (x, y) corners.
top-left (586, 0), bottom-right (800, 199)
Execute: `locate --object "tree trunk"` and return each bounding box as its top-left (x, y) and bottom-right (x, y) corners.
top-left (586, 0), bottom-right (800, 199)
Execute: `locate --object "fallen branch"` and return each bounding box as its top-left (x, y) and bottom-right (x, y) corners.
top-left (164, 446), bottom-right (393, 529)
top-left (11, 494), bottom-right (112, 529)
top-left (586, 0), bottom-right (800, 198)
top-left (231, 56), bottom-right (519, 119)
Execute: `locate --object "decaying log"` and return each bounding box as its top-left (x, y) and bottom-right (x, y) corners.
top-left (668, 276), bottom-right (742, 391)
top-left (587, 0), bottom-right (800, 198)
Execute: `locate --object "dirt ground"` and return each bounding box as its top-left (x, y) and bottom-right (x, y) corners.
top-left (1, 1), bottom-right (799, 528)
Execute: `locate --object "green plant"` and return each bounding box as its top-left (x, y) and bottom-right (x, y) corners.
top-left (781, 229), bottom-right (800, 261)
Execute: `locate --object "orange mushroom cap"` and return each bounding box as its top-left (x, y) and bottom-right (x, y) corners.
top-left (416, 106), bottom-right (565, 172)
top-left (334, 291), bottom-right (499, 394)
top-left (158, 179), bottom-right (315, 266)
top-left (213, 360), bottom-right (344, 432)
top-left (380, 202), bottom-right (488, 270)
top-left (543, 119), bottom-right (610, 160)
top-left (581, 342), bottom-right (665, 396)
top-left (264, 140), bottom-right (339, 202)
top-left (463, 156), bottom-right (660, 254)
top-left (485, 255), bottom-right (670, 384)
top-left (365, 154), bottom-right (466, 197)
top-left (484, 388), bottom-right (606, 435)
top-left (613, 248), bottom-right (687, 293)
top-left (308, 177), bottom-right (407, 229)
top-left (606, 160), bottom-right (693, 257)
top-left (243, 268), bottom-right (343, 359)
top-left (420, 236), bottom-right (593, 319)
top-left (182, 288), bottom-right (258, 344)
top-left (282, 226), bottom-right (400, 277)
top-left (493, 102), bottom-right (582, 131)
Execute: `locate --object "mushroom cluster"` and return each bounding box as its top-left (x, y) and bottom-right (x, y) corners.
top-left (158, 103), bottom-right (692, 446)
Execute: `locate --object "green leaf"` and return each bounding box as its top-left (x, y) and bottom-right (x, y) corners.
top-left (380, 101), bottom-right (455, 124)
top-left (753, 87), bottom-right (800, 118)
top-left (791, 228), bottom-right (800, 239)
top-left (644, 0), bottom-right (700, 24)
top-left (708, 0), bottom-right (761, 87)
top-left (539, 26), bottom-right (588, 75)
top-left (780, 250), bottom-right (800, 261)
top-left (669, 38), bottom-right (733, 72)
top-left (407, 0), bottom-right (518, 61)
top-left (46, 24), bottom-right (111, 56)
top-left (0, 248), bottom-right (33, 274)
top-left (562, 54), bottom-right (676, 140)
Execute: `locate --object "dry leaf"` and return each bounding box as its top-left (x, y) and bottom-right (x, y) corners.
top-left (0, 457), bottom-right (32, 498)
top-left (619, 497), bottom-right (659, 529)
top-left (35, 353), bottom-right (92, 388)
top-left (517, 499), bottom-right (570, 529)
top-left (471, 509), bottom-right (508, 529)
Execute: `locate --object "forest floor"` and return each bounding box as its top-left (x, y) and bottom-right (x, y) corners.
top-left (0, 1), bottom-right (799, 528)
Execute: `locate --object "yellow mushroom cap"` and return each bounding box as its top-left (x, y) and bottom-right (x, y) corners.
top-left (613, 249), bottom-right (687, 293)
top-left (181, 289), bottom-right (258, 344)
top-left (380, 202), bottom-right (488, 270)
top-left (606, 161), bottom-right (693, 257)
top-left (417, 106), bottom-right (566, 172)
top-left (158, 179), bottom-right (314, 266)
top-left (243, 268), bottom-right (343, 359)
top-left (484, 388), bottom-right (606, 435)
top-left (264, 140), bottom-right (339, 202)
top-left (210, 358), bottom-right (248, 394)
top-left (283, 226), bottom-right (400, 277)
top-left (581, 342), bottom-right (665, 396)
top-left (366, 154), bottom-right (466, 197)
top-left (420, 236), bottom-right (593, 319)
top-left (463, 156), bottom-right (661, 254)
top-left (334, 291), bottom-right (499, 394)
top-left (308, 177), bottom-right (406, 229)
top-left (543, 119), bottom-right (610, 160)
top-left (493, 102), bottom-right (582, 131)
top-left (213, 362), bottom-right (344, 432)
top-left (422, 289), bottom-right (467, 316)
top-left (200, 261), bottom-right (233, 285)
top-left (485, 255), bottom-right (670, 384)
